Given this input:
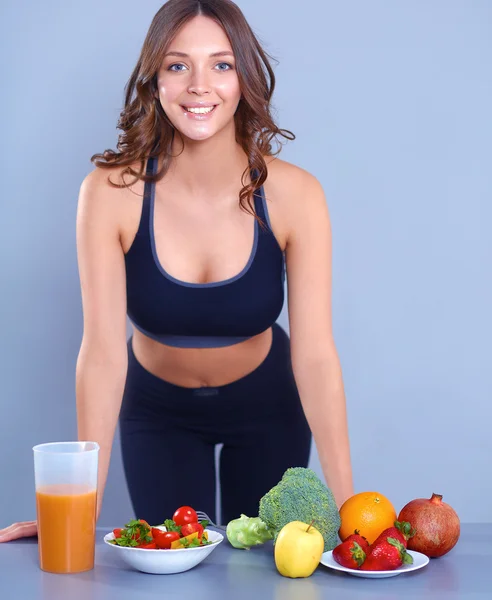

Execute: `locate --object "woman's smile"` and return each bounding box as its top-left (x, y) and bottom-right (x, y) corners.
top-left (180, 103), bottom-right (219, 120)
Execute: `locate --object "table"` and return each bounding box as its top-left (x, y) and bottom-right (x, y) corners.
top-left (0, 524), bottom-right (489, 600)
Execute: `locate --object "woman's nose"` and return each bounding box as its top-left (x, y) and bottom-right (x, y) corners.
top-left (187, 69), bottom-right (211, 95)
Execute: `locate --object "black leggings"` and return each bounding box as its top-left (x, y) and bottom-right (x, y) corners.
top-left (119, 323), bottom-right (312, 526)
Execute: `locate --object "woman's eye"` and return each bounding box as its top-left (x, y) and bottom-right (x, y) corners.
top-left (168, 63), bottom-right (187, 72)
top-left (167, 62), bottom-right (233, 72)
top-left (215, 62), bottom-right (233, 71)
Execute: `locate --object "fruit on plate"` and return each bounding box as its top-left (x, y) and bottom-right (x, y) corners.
top-left (339, 491), bottom-right (397, 544)
top-left (332, 539), bottom-right (366, 569)
top-left (226, 467), bottom-right (340, 552)
top-left (342, 530), bottom-right (370, 553)
top-left (372, 520), bottom-right (416, 549)
top-left (360, 536), bottom-right (413, 571)
top-left (398, 493), bottom-right (460, 558)
top-left (274, 521), bottom-right (324, 578)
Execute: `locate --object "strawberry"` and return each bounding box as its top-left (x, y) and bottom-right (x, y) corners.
top-left (333, 540), bottom-right (366, 569)
top-left (360, 536), bottom-right (414, 571)
top-left (373, 521), bottom-right (416, 548)
top-left (343, 529), bottom-right (370, 553)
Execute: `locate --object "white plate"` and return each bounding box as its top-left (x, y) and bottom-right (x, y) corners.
top-left (320, 549), bottom-right (430, 578)
top-left (103, 526), bottom-right (224, 574)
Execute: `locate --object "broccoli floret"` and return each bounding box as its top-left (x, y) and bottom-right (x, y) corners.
top-left (258, 467), bottom-right (341, 552)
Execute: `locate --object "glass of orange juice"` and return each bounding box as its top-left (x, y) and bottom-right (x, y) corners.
top-left (33, 441), bottom-right (99, 574)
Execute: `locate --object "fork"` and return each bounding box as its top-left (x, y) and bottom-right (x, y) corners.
top-left (196, 510), bottom-right (227, 531)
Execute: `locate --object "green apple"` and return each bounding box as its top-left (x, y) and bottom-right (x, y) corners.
top-left (274, 521), bottom-right (324, 578)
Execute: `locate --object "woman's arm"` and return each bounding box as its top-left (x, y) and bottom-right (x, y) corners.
top-left (284, 169), bottom-right (354, 508)
top-left (0, 169), bottom-right (128, 541)
top-left (75, 168), bottom-right (129, 520)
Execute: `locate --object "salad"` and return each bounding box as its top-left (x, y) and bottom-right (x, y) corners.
top-left (109, 506), bottom-right (213, 550)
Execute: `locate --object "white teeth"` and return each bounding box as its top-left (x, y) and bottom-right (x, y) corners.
top-left (185, 106), bottom-right (215, 114)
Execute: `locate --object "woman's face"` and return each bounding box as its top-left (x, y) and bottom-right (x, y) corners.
top-left (156, 16), bottom-right (241, 142)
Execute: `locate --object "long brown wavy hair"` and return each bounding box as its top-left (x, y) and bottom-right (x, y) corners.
top-left (91, 0), bottom-right (295, 223)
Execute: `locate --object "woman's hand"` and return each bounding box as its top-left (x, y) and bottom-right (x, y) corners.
top-left (0, 521), bottom-right (37, 542)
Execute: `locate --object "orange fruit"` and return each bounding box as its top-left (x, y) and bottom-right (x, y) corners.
top-left (338, 491), bottom-right (397, 544)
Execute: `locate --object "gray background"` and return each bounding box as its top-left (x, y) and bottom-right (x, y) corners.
top-left (1, 0), bottom-right (490, 527)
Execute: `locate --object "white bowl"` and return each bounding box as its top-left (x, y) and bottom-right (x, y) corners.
top-left (103, 526), bottom-right (224, 574)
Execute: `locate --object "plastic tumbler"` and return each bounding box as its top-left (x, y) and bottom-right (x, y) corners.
top-left (33, 441), bottom-right (99, 574)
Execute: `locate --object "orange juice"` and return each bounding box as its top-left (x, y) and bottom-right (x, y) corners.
top-left (36, 484), bottom-right (97, 573)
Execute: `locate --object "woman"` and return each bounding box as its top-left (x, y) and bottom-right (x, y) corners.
top-left (0, 0), bottom-right (353, 541)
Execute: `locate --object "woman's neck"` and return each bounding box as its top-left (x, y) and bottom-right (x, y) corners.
top-left (166, 122), bottom-right (250, 198)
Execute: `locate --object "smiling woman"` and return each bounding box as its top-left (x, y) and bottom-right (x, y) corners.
top-left (92, 0), bottom-right (294, 219)
top-left (0, 0), bottom-right (354, 543)
top-left (156, 19), bottom-right (242, 142)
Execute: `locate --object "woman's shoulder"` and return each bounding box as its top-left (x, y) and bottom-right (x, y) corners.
top-left (80, 160), bottom-right (145, 200)
top-left (77, 161), bottom-right (147, 248)
top-left (261, 156), bottom-right (327, 248)
top-left (78, 160), bottom-right (146, 219)
top-left (264, 155), bottom-right (326, 216)
top-left (265, 155), bottom-right (323, 199)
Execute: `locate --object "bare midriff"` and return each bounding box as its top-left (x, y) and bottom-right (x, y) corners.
top-left (131, 326), bottom-right (273, 388)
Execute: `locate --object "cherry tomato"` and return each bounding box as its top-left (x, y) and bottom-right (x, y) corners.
top-left (173, 506), bottom-right (198, 526)
top-left (151, 527), bottom-right (164, 538)
top-left (180, 522), bottom-right (204, 538)
top-left (138, 541), bottom-right (157, 549)
top-left (154, 530), bottom-right (181, 549)
top-left (113, 528), bottom-right (123, 538)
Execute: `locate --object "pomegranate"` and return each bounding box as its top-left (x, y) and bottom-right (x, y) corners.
top-left (398, 493), bottom-right (460, 558)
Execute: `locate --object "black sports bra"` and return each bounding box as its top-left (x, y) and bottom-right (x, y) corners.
top-left (124, 156), bottom-right (285, 348)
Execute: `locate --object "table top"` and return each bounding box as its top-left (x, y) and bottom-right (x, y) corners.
top-left (1, 523), bottom-right (489, 600)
